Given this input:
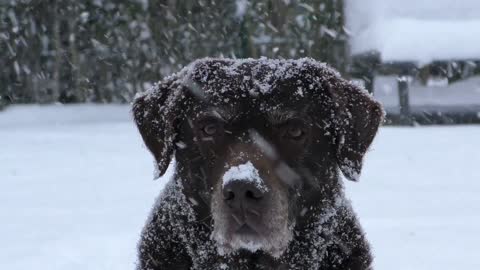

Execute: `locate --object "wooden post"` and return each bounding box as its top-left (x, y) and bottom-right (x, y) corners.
top-left (397, 76), bottom-right (412, 125)
top-left (238, 11), bottom-right (253, 58)
top-left (52, 0), bottom-right (62, 103)
top-left (364, 73), bottom-right (374, 94)
top-left (348, 51), bottom-right (380, 94)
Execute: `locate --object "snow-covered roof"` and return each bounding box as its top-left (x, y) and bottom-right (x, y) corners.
top-left (346, 0), bottom-right (480, 63)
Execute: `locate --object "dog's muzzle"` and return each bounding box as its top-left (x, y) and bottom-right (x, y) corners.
top-left (223, 180), bottom-right (266, 231)
top-left (221, 161), bottom-right (269, 232)
top-left (213, 160), bottom-right (292, 257)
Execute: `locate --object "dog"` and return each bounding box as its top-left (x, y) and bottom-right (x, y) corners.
top-left (132, 58), bottom-right (383, 269)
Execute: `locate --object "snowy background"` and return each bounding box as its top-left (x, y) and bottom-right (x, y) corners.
top-left (346, 0), bottom-right (480, 63)
top-left (346, 0), bottom-right (480, 110)
top-left (1, 105), bottom-right (479, 270)
top-left (2, 0), bottom-right (480, 269)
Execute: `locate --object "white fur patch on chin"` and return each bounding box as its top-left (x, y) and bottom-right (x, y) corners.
top-left (212, 231), bottom-right (291, 258)
top-left (231, 237), bottom-right (264, 253)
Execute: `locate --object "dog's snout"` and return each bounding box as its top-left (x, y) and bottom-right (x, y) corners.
top-left (223, 181), bottom-right (265, 206)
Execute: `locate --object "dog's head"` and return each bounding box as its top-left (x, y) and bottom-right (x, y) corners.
top-left (133, 58), bottom-right (383, 258)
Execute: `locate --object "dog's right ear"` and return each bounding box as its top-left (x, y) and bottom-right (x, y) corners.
top-left (132, 87), bottom-right (181, 178)
top-left (327, 78), bottom-right (384, 182)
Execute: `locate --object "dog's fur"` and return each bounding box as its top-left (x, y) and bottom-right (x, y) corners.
top-left (133, 58), bottom-right (383, 269)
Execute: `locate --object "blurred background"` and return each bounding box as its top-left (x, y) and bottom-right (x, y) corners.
top-left (2, 0), bottom-right (479, 124)
top-left (1, 1), bottom-right (479, 270)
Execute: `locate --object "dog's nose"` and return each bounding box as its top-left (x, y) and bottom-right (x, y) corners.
top-left (223, 180), bottom-right (265, 206)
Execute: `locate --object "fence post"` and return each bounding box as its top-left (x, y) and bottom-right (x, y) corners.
top-left (364, 73), bottom-right (375, 94)
top-left (397, 76), bottom-right (412, 125)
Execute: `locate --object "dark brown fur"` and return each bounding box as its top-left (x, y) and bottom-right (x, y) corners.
top-left (133, 58), bottom-right (383, 270)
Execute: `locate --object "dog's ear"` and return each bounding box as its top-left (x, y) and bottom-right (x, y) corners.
top-left (327, 78), bottom-right (384, 181)
top-left (132, 85), bottom-right (183, 178)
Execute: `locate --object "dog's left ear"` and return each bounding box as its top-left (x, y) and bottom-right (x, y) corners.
top-left (132, 84), bottom-right (184, 178)
top-left (327, 78), bottom-right (384, 181)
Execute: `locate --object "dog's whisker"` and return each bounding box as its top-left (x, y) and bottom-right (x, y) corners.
top-left (247, 208), bottom-right (261, 217)
top-left (197, 213), bottom-right (213, 223)
top-left (190, 154), bottom-right (203, 162)
top-left (231, 213), bottom-right (243, 225)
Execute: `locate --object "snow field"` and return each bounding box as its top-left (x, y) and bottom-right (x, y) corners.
top-left (1, 105), bottom-right (479, 269)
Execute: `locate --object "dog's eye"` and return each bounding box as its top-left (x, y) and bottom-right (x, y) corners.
top-left (202, 123), bottom-right (218, 136)
top-left (286, 126), bottom-right (304, 139)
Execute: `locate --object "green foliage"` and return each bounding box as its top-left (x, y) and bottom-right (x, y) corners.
top-left (0, 0), bottom-right (346, 103)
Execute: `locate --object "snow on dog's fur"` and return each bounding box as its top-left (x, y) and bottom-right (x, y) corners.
top-left (213, 160), bottom-right (291, 258)
top-left (132, 58), bottom-right (384, 269)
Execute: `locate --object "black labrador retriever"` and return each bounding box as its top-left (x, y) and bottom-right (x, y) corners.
top-left (132, 58), bottom-right (383, 269)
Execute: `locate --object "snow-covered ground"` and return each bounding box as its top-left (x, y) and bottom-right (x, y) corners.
top-left (1, 105), bottom-right (479, 270)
